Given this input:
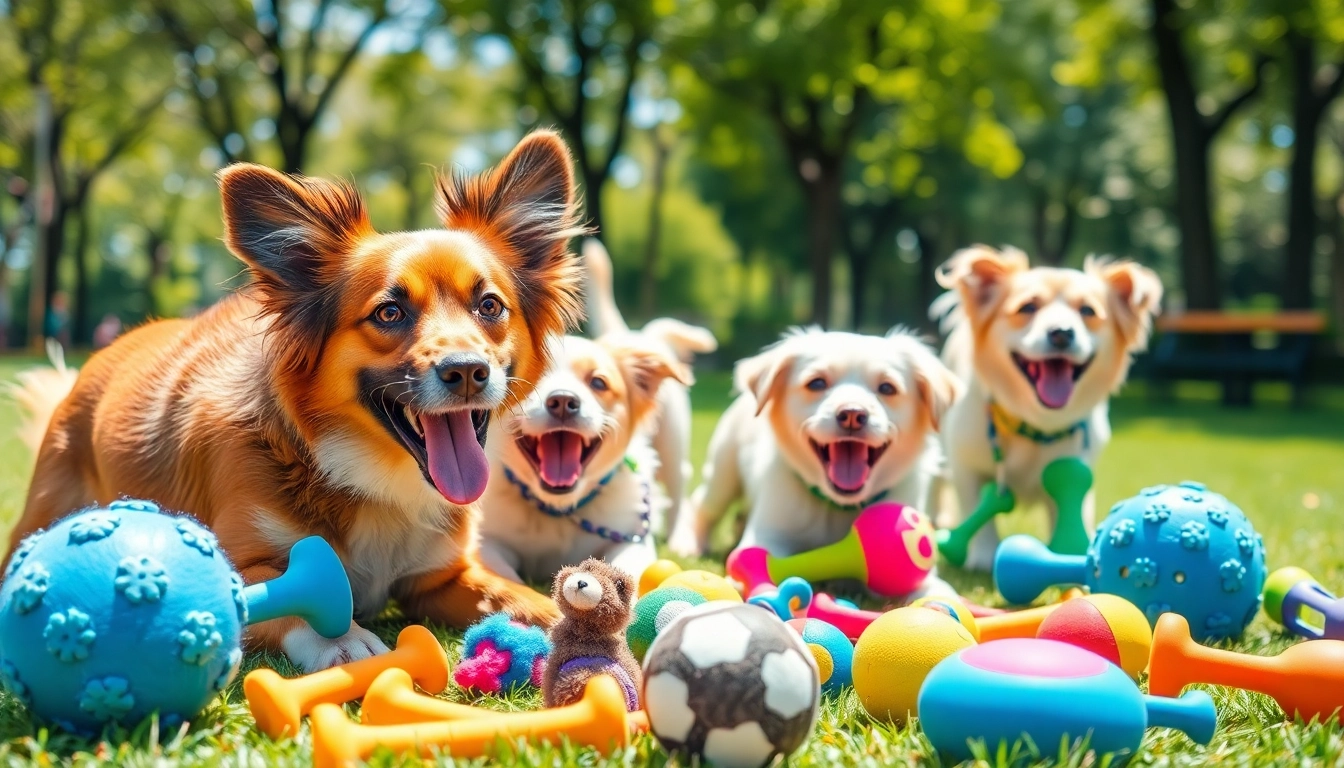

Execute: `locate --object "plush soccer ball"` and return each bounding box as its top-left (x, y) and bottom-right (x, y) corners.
top-left (0, 501), bottom-right (245, 732)
top-left (627, 586), bottom-right (709, 662)
top-left (642, 602), bottom-right (820, 768)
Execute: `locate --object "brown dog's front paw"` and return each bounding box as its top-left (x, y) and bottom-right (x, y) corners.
top-left (502, 586), bottom-right (561, 628)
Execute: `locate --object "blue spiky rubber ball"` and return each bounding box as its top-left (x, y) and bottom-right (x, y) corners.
top-left (1090, 481), bottom-right (1266, 641)
top-left (0, 500), bottom-right (245, 732)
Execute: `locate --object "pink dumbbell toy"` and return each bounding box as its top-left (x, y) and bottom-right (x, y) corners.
top-left (727, 502), bottom-right (937, 598)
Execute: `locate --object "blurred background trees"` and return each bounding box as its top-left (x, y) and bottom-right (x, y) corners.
top-left (1, 0), bottom-right (1342, 359)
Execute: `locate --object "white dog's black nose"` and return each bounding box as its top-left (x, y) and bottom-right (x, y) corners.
top-left (1048, 328), bottom-right (1075, 351)
top-left (837, 406), bottom-right (868, 431)
top-left (437, 354), bottom-right (491, 397)
top-left (546, 390), bottom-right (581, 420)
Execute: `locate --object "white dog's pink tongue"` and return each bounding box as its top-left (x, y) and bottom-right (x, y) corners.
top-left (1036, 359), bottom-right (1076, 409)
top-left (538, 431), bottom-right (584, 488)
top-left (422, 411), bottom-right (490, 505)
top-left (827, 440), bottom-right (871, 493)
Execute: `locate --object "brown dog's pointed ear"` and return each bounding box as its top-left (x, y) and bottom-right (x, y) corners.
top-left (734, 341), bottom-right (799, 417)
top-left (935, 245), bottom-right (1028, 325)
top-left (1089, 257), bottom-right (1164, 352)
top-left (219, 163), bottom-right (370, 296)
top-left (436, 131), bottom-right (587, 340)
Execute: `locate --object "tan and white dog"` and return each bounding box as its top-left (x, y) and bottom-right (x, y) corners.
top-left (671, 328), bottom-right (961, 579)
top-left (933, 246), bottom-right (1162, 571)
top-left (581, 238), bottom-right (718, 542)
top-left (477, 334), bottom-right (690, 583)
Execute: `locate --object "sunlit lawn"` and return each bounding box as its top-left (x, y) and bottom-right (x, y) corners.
top-left (0, 355), bottom-right (1342, 765)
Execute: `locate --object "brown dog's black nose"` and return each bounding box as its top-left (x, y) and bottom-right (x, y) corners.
top-left (546, 391), bottom-right (581, 420)
top-left (1048, 327), bottom-right (1076, 350)
top-left (836, 406), bottom-right (868, 431)
top-left (436, 354), bottom-right (490, 397)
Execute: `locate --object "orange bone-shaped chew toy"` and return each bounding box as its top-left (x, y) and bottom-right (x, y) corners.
top-left (245, 625), bottom-right (450, 739)
top-left (310, 674), bottom-right (632, 768)
top-left (361, 667), bottom-right (652, 733)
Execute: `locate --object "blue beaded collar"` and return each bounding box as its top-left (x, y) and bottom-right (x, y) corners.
top-left (502, 457), bottom-right (651, 544)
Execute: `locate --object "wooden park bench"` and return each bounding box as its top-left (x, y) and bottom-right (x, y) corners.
top-left (1144, 311), bottom-right (1327, 407)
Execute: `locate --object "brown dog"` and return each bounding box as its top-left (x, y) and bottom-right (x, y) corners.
top-left (5, 131), bottom-right (585, 671)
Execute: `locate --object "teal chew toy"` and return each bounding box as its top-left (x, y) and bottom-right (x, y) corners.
top-left (994, 481), bottom-right (1266, 641)
top-left (919, 638), bottom-right (1216, 763)
top-left (0, 501), bottom-right (354, 732)
top-left (937, 458), bottom-right (1092, 567)
top-left (243, 535), bottom-right (353, 639)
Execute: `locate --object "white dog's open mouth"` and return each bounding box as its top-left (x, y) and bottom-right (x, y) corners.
top-left (809, 439), bottom-right (889, 495)
top-left (1012, 353), bottom-right (1091, 410)
top-left (516, 430), bottom-right (602, 493)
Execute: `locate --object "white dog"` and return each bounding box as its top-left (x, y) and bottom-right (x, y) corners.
top-left (671, 328), bottom-right (961, 584)
top-left (581, 238), bottom-right (718, 542)
top-left (477, 334), bottom-right (690, 583)
top-left (933, 246), bottom-right (1162, 571)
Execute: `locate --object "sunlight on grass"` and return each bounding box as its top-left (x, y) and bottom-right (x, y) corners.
top-left (0, 358), bottom-right (1342, 765)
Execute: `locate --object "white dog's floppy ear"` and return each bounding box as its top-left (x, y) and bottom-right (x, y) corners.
top-left (734, 345), bottom-right (796, 417)
top-left (1088, 257), bottom-right (1164, 352)
top-left (900, 338), bottom-right (962, 431)
top-left (606, 338), bottom-right (692, 422)
top-left (935, 245), bottom-right (1029, 324)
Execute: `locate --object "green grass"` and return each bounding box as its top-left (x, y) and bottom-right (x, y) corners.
top-left (0, 356), bottom-right (1343, 766)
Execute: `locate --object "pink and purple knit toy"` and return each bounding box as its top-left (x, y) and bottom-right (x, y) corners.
top-left (453, 612), bottom-right (552, 694)
top-left (727, 502), bottom-right (937, 598)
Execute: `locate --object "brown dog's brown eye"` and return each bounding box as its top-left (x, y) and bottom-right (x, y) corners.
top-left (478, 294), bottom-right (504, 319)
top-left (373, 302), bottom-right (404, 324)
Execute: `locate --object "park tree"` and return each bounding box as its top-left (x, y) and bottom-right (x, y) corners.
top-left (149, 0), bottom-right (411, 173)
top-left (670, 0), bottom-right (1012, 327)
top-left (446, 0), bottom-right (659, 239)
top-left (2, 0), bottom-right (171, 346)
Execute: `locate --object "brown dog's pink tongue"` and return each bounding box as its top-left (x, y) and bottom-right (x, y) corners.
top-left (1036, 359), bottom-right (1076, 409)
top-left (537, 431), bottom-right (584, 488)
top-left (422, 411), bottom-right (490, 505)
top-left (827, 440), bottom-right (871, 493)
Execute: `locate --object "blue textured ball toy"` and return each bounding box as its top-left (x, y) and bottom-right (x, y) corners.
top-left (996, 481), bottom-right (1266, 641)
top-left (786, 618), bottom-right (853, 696)
top-left (0, 500), bottom-right (245, 732)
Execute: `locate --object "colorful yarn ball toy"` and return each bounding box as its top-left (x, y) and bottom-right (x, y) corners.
top-left (453, 612), bottom-right (552, 693)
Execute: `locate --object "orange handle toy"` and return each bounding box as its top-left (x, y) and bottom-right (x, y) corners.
top-left (1149, 613), bottom-right (1344, 723)
top-left (245, 625), bottom-right (450, 738)
top-left (976, 589), bottom-right (1087, 641)
top-left (310, 674), bottom-right (632, 768)
top-left (361, 667), bottom-right (652, 734)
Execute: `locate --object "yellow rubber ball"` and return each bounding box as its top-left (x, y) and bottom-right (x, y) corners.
top-left (660, 570), bottom-right (743, 603)
top-left (852, 607), bottom-right (977, 723)
top-left (639, 559), bottom-right (683, 596)
top-left (908, 595), bottom-right (981, 642)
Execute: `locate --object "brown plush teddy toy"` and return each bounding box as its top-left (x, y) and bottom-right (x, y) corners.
top-left (543, 558), bottom-right (641, 711)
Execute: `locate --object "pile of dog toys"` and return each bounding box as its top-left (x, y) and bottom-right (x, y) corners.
top-left (0, 486), bottom-right (1341, 767)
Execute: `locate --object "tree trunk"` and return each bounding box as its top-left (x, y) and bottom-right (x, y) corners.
top-left (277, 110), bottom-right (308, 174)
top-left (1151, 0), bottom-right (1223, 310)
top-left (802, 162), bottom-right (841, 328)
top-left (1332, 191), bottom-right (1344, 355)
top-left (583, 167), bottom-right (606, 241)
top-left (71, 204), bottom-right (90, 344)
top-left (639, 131), bottom-right (672, 320)
top-left (916, 226), bottom-right (940, 334)
top-left (1283, 32), bottom-right (1336, 310)
top-left (28, 86), bottom-right (57, 349)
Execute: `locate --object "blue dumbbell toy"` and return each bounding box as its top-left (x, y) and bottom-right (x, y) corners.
top-left (994, 481), bottom-right (1266, 641)
top-left (918, 637), bottom-right (1216, 763)
top-left (0, 500), bottom-right (352, 732)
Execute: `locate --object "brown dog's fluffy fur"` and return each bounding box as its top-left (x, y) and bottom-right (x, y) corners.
top-left (543, 558), bottom-right (640, 709)
top-left (5, 131), bottom-right (587, 668)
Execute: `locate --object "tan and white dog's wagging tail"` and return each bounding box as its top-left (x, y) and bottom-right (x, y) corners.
top-left (672, 328), bottom-right (961, 583)
top-left (477, 335), bottom-right (690, 584)
top-left (6, 131), bottom-right (587, 671)
top-left (932, 245), bottom-right (1163, 571)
